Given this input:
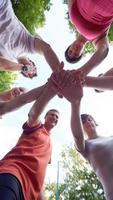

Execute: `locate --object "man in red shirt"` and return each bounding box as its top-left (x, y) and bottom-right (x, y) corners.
top-left (0, 76), bottom-right (60, 200)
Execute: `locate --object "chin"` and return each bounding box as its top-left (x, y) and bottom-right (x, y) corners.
top-left (51, 123), bottom-right (56, 128)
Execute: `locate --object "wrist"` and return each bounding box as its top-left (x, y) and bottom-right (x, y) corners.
top-left (72, 99), bottom-right (81, 106)
top-left (45, 88), bottom-right (56, 98)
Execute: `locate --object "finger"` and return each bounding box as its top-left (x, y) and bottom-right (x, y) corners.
top-left (58, 71), bottom-right (73, 88)
top-left (50, 80), bottom-right (62, 93)
top-left (50, 70), bottom-right (65, 85)
top-left (19, 87), bottom-right (28, 93)
top-left (12, 89), bottom-right (20, 97)
top-left (56, 61), bottom-right (64, 72)
top-left (57, 93), bottom-right (63, 98)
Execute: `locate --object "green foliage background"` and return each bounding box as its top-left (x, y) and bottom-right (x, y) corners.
top-left (45, 145), bottom-right (105, 200)
top-left (11, 0), bottom-right (52, 34)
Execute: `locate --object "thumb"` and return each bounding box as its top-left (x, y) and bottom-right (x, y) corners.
top-left (58, 61), bottom-right (64, 71)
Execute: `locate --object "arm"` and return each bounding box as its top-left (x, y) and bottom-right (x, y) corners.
top-left (27, 81), bottom-right (56, 127)
top-left (0, 56), bottom-right (23, 71)
top-left (27, 67), bottom-right (71, 127)
top-left (85, 76), bottom-right (113, 90)
top-left (51, 69), bottom-right (85, 152)
top-left (0, 87), bottom-right (27, 101)
top-left (0, 84), bottom-right (46, 116)
top-left (62, 75), bottom-right (85, 152)
top-left (71, 100), bottom-right (85, 152)
top-left (79, 35), bottom-right (109, 76)
top-left (34, 37), bottom-right (61, 71)
top-left (97, 67), bottom-right (113, 77)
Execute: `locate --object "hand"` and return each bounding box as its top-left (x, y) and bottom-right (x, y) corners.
top-left (21, 64), bottom-right (37, 79)
top-left (49, 69), bottom-right (74, 95)
top-left (11, 87), bottom-right (27, 99)
top-left (50, 70), bottom-right (83, 103)
top-left (51, 69), bottom-right (74, 89)
top-left (57, 61), bottom-right (64, 72)
top-left (61, 80), bottom-right (83, 103)
top-left (52, 61), bottom-right (65, 98)
top-left (70, 69), bottom-right (85, 86)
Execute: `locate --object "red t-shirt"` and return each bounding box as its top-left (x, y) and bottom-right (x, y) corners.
top-left (0, 122), bottom-right (52, 200)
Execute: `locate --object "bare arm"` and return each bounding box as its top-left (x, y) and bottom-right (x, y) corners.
top-left (34, 37), bottom-right (61, 71)
top-left (85, 76), bottom-right (113, 90)
top-left (0, 84), bottom-right (46, 116)
top-left (61, 75), bottom-right (85, 152)
top-left (0, 56), bottom-right (23, 71)
top-left (0, 87), bottom-right (27, 101)
top-left (79, 35), bottom-right (109, 76)
top-left (51, 69), bottom-right (85, 152)
top-left (71, 100), bottom-right (85, 152)
top-left (101, 67), bottom-right (113, 77)
top-left (27, 81), bottom-right (56, 127)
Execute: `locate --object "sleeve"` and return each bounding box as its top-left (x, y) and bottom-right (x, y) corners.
top-left (0, 0), bottom-right (5, 8)
top-left (22, 121), bottom-right (42, 135)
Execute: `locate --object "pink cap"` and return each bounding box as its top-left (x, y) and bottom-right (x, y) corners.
top-left (70, 1), bottom-right (109, 41)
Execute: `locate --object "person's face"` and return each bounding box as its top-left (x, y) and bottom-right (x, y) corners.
top-left (45, 111), bottom-right (59, 129)
top-left (82, 116), bottom-right (97, 139)
top-left (68, 39), bottom-right (84, 59)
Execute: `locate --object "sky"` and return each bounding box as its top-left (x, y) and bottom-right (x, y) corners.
top-left (1, 0), bottom-right (113, 184)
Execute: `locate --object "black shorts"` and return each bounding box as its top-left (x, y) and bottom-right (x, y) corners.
top-left (0, 173), bottom-right (24, 200)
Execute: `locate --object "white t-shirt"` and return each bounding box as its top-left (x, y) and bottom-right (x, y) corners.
top-left (83, 136), bottom-right (113, 200)
top-left (0, 0), bottom-right (37, 60)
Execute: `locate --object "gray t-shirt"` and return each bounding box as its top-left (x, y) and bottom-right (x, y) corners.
top-left (83, 136), bottom-right (113, 200)
top-left (0, 0), bottom-right (37, 60)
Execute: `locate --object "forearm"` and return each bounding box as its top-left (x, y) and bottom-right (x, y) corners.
top-left (34, 38), bottom-right (60, 72)
top-left (71, 101), bottom-right (85, 152)
top-left (43, 45), bottom-right (60, 71)
top-left (0, 91), bottom-right (11, 101)
top-left (79, 47), bottom-right (108, 76)
top-left (85, 76), bottom-right (113, 90)
top-left (0, 85), bottom-right (45, 115)
top-left (28, 87), bottom-right (56, 126)
top-left (0, 56), bottom-right (23, 71)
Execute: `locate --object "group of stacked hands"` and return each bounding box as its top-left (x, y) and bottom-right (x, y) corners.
top-left (0, 0), bottom-right (113, 200)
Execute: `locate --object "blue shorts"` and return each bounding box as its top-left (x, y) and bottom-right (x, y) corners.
top-left (0, 173), bottom-right (24, 200)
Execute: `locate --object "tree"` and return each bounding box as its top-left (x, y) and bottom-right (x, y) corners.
top-left (0, 71), bottom-right (18, 92)
top-left (11, 0), bottom-right (52, 34)
top-left (45, 145), bottom-right (105, 200)
top-left (62, 0), bottom-right (113, 54)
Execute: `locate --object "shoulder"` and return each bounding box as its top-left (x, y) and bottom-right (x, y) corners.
top-left (22, 121), bottom-right (43, 135)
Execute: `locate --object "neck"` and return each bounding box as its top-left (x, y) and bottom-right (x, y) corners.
top-left (87, 129), bottom-right (98, 139)
top-left (44, 124), bottom-right (52, 132)
top-left (89, 133), bottom-right (98, 140)
top-left (78, 34), bottom-right (87, 44)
